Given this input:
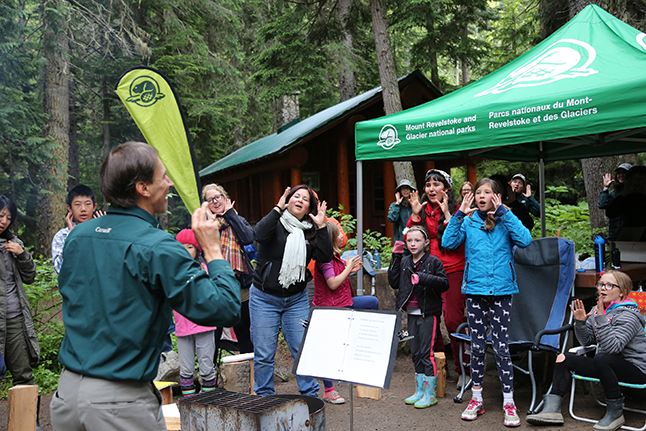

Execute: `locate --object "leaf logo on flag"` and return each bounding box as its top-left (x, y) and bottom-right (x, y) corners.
top-left (126, 76), bottom-right (166, 107)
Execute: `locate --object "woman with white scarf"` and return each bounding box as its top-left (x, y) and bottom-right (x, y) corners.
top-left (250, 185), bottom-right (333, 397)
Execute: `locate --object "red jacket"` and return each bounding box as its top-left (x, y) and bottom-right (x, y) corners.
top-left (408, 205), bottom-right (465, 274)
top-left (313, 253), bottom-right (353, 308)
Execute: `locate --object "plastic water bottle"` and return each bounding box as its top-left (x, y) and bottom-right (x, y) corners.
top-left (594, 235), bottom-right (606, 273)
top-left (373, 249), bottom-right (381, 269)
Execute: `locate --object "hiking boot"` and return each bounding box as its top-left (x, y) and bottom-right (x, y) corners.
top-left (323, 390), bottom-right (345, 404)
top-left (503, 403), bottom-right (521, 427)
top-left (461, 399), bottom-right (485, 420)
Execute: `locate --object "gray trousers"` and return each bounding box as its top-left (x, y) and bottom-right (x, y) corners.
top-left (50, 368), bottom-right (166, 431)
top-left (4, 315), bottom-right (34, 385)
top-left (176, 330), bottom-right (216, 381)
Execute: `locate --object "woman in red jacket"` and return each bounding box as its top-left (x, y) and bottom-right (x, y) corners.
top-left (408, 169), bottom-right (467, 387)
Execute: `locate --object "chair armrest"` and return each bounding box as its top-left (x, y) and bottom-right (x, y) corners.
top-left (455, 322), bottom-right (469, 334)
top-left (532, 324), bottom-right (573, 350)
top-left (568, 345), bottom-right (597, 355)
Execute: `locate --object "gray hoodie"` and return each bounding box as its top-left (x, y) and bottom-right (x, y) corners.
top-left (574, 300), bottom-right (646, 375)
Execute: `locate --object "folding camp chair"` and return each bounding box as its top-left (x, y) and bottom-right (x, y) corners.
top-left (569, 367), bottom-right (646, 431)
top-left (452, 237), bottom-right (576, 414)
top-left (568, 300), bottom-right (646, 431)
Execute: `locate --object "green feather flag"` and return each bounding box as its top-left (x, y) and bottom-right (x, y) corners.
top-left (115, 66), bottom-right (201, 213)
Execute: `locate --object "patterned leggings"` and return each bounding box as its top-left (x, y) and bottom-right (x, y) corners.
top-left (466, 295), bottom-right (514, 393)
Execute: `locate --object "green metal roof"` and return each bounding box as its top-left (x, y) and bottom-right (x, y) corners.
top-left (200, 71), bottom-right (436, 177)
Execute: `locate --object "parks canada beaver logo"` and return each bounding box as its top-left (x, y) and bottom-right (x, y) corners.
top-left (377, 124), bottom-right (401, 150)
top-left (126, 76), bottom-right (166, 107)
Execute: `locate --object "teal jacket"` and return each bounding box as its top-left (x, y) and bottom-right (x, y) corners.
top-left (442, 208), bottom-right (532, 296)
top-left (387, 201), bottom-right (413, 243)
top-left (58, 206), bottom-right (241, 382)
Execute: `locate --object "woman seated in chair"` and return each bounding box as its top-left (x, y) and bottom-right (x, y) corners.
top-left (526, 270), bottom-right (646, 431)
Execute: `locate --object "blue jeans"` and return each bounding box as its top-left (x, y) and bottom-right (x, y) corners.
top-left (351, 296), bottom-right (379, 310)
top-left (249, 286), bottom-right (320, 397)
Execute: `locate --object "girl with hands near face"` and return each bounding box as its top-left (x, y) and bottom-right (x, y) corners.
top-left (527, 270), bottom-right (646, 428)
top-left (314, 221), bottom-right (377, 404)
top-left (442, 179), bottom-right (532, 426)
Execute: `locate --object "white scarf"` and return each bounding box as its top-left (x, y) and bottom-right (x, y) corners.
top-left (278, 210), bottom-right (312, 288)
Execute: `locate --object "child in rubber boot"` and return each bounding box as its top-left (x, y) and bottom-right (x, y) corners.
top-left (526, 270), bottom-right (646, 431)
top-left (442, 178), bottom-right (532, 427)
top-left (388, 225), bottom-right (449, 408)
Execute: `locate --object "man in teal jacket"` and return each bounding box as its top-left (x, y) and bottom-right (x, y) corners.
top-left (51, 141), bottom-right (241, 431)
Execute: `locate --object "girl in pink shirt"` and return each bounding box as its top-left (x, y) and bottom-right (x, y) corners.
top-left (314, 221), bottom-right (379, 403)
top-left (174, 229), bottom-right (218, 397)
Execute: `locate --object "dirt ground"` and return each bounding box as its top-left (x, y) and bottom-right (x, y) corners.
top-left (2, 346), bottom-right (645, 431)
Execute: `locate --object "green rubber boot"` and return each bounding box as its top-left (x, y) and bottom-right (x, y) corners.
top-left (405, 374), bottom-right (424, 405)
top-left (414, 375), bottom-right (438, 409)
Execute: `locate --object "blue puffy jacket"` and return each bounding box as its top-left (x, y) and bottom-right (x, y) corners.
top-left (442, 208), bottom-right (532, 296)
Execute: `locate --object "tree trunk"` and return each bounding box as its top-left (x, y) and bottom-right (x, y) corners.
top-left (338, 0), bottom-right (354, 102)
top-left (39, 0), bottom-right (70, 257)
top-left (581, 156), bottom-right (618, 231)
top-left (8, 146), bottom-right (16, 203)
top-left (370, 0), bottom-right (415, 185)
top-left (569, 0), bottom-right (600, 17)
top-left (460, 22), bottom-right (470, 85)
top-left (102, 76), bottom-right (112, 160)
top-left (68, 77), bottom-right (79, 190)
top-left (370, 0), bottom-right (402, 116)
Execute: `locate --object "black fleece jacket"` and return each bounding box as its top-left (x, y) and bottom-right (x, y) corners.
top-left (253, 209), bottom-right (333, 297)
top-left (388, 252), bottom-right (449, 317)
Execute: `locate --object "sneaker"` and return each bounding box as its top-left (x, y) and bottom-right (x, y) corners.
top-left (323, 390), bottom-right (346, 404)
top-left (461, 399), bottom-right (485, 421)
top-left (503, 404), bottom-right (521, 427)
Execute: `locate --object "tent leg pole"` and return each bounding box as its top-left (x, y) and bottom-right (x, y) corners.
top-left (539, 142), bottom-right (546, 238)
top-left (356, 160), bottom-right (364, 296)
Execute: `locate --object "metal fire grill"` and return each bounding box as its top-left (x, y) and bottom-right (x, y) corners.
top-left (178, 388), bottom-right (326, 431)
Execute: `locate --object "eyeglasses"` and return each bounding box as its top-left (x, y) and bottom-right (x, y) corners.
top-left (595, 282), bottom-right (620, 290)
top-left (206, 195), bottom-right (224, 204)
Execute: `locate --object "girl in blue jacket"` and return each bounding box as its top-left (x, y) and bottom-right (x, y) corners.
top-left (442, 178), bottom-right (532, 428)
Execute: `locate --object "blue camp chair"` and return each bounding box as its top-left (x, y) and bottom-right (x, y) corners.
top-left (452, 237), bottom-right (576, 414)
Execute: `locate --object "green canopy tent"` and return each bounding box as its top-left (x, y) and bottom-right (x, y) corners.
top-left (352, 5), bottom-right (646, 281)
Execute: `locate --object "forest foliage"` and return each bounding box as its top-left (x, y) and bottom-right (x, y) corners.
top-left (1, 0), bottom-right (645, 249)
